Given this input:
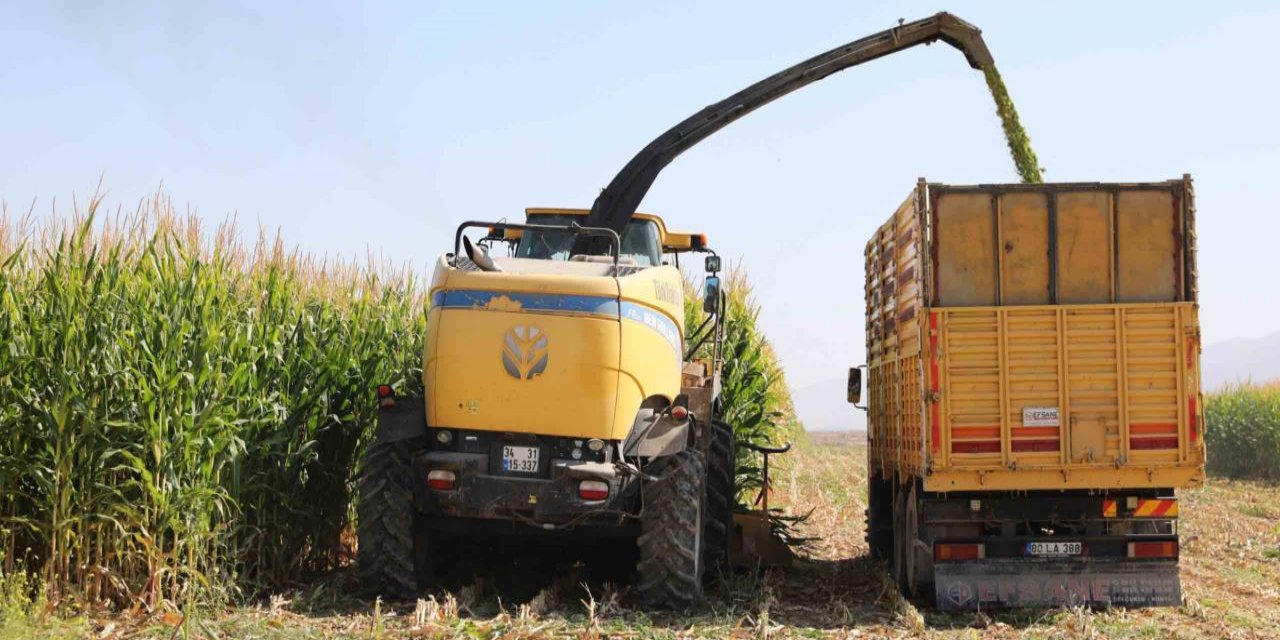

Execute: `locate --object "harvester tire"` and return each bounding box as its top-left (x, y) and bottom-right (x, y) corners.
top-left (703, 419), bottom-right (736, 583)
top-left (358, 440), bottom-right (421, 601)
top-left (637, 449), bottom-right (706, 609)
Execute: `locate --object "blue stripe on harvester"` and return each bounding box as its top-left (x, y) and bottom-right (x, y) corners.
top-left (430, 288), bottom-right (682, 353)
top-left (432, 289), bottom-right (618, 317)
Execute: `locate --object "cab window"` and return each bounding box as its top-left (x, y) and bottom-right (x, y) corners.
top-left (516, 214), bottom-right (662, 266)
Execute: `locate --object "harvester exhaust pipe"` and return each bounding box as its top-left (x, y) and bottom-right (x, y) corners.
top-left (462, 235), bottom-right (503, 272)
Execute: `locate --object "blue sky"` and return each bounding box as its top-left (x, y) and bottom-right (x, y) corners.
top-left (3, 1), bottom-right (1278, 428)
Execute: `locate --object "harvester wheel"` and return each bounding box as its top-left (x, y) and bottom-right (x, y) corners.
top-left (637, 449), bottom-right (706, 609)
top-left (358, 440), bottom-right (422, 600)
top-left (703, 419), bottom-right (736, 583)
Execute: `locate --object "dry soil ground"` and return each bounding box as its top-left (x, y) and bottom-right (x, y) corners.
top-left (16, 434), bottom-right (1280, 639)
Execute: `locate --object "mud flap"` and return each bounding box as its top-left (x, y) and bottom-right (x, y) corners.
top-left (375, 396), bottom-right (427, 445)
top-left (934, 559), bottom-right (1181, 610)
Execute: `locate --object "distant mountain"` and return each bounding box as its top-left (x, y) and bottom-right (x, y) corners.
top-left (792, 376), bottom-right (866, 432)
top-left (1201, 330), bottom-right (1280, 389)
top-left (791, 331), bottom-right (1280, 430)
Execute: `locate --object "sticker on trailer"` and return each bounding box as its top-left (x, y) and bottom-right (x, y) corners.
top-left (1022, 407), bottom-right (1060, 427)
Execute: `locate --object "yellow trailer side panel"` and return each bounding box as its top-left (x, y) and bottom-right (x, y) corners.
top-left (866, 179), bottom-right (1203, 493)
top-left (999, 192), bottom-right (1051, 305)
top-left (1055, 191), bottom-right (1113, 305)
top-left (1116, 191), bottom-right (1179, 302)
top-left (936, 192), bottom-right (997, 307)
top-left (922, 302), bottom-right (1204, 492)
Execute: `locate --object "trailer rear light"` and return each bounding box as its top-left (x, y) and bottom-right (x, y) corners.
top-left (578, 480), bottom-right (609, 502)
top-left (427, 470), bottom-right (456, 491)
top-left (1128, 541), bottom-right (1177, 559)
top-left (934, 543), bottom-right (985, 561)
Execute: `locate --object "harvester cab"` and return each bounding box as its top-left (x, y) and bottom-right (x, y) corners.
top-left (359, 207), bottom-right (739, 608)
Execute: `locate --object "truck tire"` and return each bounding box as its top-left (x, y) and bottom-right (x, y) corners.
top-left (358, 440), bottom-right (422, 600)
top-left (904, 484), bottom-right (933, 598)
top-left (637, 449), bottom-right (706, 609)
top-left (867, 474), bottom-right (894, 562)
top-left (703, 419), bottom-right (736, 583)
top-left (891, 488), bottom-right (908, 593)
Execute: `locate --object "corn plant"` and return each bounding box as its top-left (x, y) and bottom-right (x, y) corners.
top-left (1205, 383), bottom-right (1280, 481)
top-left (0, 194), bottom-right (426, 610)
top-left (684, 268), bottom-right (798, 507)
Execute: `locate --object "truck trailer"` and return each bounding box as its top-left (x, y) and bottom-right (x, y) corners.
top-left (851, 177), bottom-right (1205, 609)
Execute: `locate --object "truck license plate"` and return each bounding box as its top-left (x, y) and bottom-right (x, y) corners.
top-left (1026, 541), bottom-right (1083, 557)
top-left (502, 445), bottom-right (539, 473)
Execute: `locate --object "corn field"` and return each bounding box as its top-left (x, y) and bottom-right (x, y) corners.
top-left (0, 195), bottom-right (798, 614)
top-left (1205, 382), bottom-right (1280, 481)
top-left (0, 194), bottom-right (426, 609)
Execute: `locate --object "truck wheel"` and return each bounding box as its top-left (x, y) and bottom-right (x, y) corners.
top-left (891, 488), bottom-right (908, 593)
top-left (904, 484), bottom-right (933, 599)
top-left (703, 420), bottom-right (736, 584)
top-left (637, 449), bottom-right (706, 609)
top-left (358, 440), bottom-right (422, 600)
top-left (867, 474), bottom-right (894, 561)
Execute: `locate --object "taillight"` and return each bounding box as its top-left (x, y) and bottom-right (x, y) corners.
top-left (427, 470), bottom-right (456, 491)
top-left (377, 384), bottom-right (396, 408)
top-left (578, 480), bottom-right (609, 502)
top-left (934, 543), bottom-right (985, 561)
top-left (1129, 541), bottom-right (1178, 559)
top-left (670, 405), bottom-right (689, 421)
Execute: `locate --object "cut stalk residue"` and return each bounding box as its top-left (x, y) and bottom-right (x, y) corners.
top-left (983, 65), bottom-right (1042, 184)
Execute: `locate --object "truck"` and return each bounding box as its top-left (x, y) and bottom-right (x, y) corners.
top-left (358, 208), bottom-right (736, 608)
top-left (850, 177), bottom-right (1205, 609)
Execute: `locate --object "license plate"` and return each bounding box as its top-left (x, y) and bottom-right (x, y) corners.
top-left (1026, 541), bottom-right (1083, 557)
top-left (502, 445), bottom-right (539, 474)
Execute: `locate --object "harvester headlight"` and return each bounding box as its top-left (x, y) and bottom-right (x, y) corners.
top-left (436, 430), bottom-right (453, 445)
top-left (587, 439), bottom-right (605, 452)
top-left (571, 448), bottom-right (583, 460)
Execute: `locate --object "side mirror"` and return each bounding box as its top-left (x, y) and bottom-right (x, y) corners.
top-left (847, 366), bottom-right (863, 406)
top-left (703, 276), bottom-right (721, 314)
top-left (704, 255), bottom-right (721, 273)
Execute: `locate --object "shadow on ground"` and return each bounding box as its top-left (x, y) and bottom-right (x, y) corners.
top-left (274, 541), bottom-right (1048, 634)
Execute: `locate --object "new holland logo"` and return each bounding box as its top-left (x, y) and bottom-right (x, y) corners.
top-left (502, 325), bottom-right (549, 380)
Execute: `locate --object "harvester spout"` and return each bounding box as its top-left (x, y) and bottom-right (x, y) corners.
top-left (574, 12), bottom-right (997, 255)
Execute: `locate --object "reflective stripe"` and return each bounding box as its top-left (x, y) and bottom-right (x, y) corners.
top-left (1133, 499), bottom-right (1177, 517)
